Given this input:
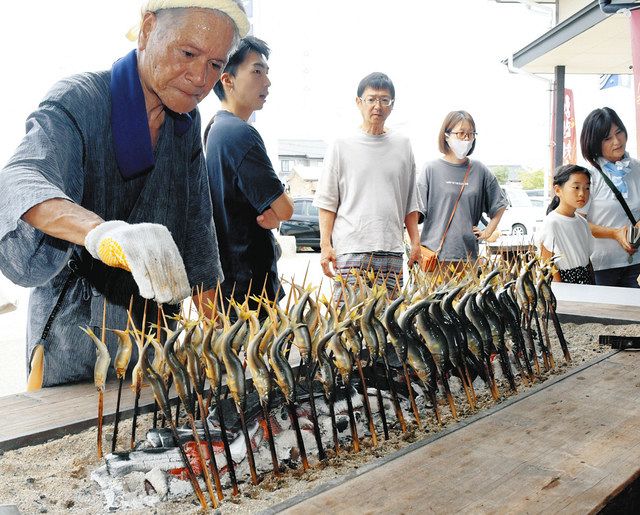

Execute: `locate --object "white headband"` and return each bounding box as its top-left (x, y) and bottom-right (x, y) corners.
top-left (127, 0), bottom-right (250, 41)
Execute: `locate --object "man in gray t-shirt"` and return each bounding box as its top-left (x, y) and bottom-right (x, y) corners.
top-left (314, 72), bottom-right (421, 294)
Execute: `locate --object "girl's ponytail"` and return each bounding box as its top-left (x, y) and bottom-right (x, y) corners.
top-left (546, 195), bottom-right (560, 215)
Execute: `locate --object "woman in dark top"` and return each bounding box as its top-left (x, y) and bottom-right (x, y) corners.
top-left (417, 110), bottom-right (508, 269)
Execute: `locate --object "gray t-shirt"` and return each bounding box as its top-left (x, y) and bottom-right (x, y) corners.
top-left (314, 129), bottom-right (419, 255)
top-left (417, 158), bottom-right (507, 260)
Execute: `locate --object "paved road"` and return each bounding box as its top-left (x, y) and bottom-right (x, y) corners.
top-left (0, 279), bottom-right (29, 397)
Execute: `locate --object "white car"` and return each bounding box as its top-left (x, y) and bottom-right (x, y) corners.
top-left (497, 187), bottom-right (544, 236)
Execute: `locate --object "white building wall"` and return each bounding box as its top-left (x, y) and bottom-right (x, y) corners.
top-left (558, 0), bottom-right (591, 22)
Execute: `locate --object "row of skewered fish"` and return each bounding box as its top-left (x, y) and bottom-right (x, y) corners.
top-left (82, 253), bottom-right (569, 511)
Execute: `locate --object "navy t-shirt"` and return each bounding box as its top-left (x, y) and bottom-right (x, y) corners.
top-left (205, 110), bottom-right (285, 311)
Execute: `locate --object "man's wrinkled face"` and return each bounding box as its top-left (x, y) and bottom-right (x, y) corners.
top-left (139, 9), bottom-right (236, 113)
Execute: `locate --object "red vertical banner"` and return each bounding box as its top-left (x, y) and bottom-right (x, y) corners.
top-left (631, 9), bottom-right (640, 154)
top-left (562, 89), bottom-right (576, 165)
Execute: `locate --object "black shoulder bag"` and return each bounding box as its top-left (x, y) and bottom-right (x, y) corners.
top-left (597, 168), bottom-right (640, 255)
top-left (597, 167), bottom-right (637, 225)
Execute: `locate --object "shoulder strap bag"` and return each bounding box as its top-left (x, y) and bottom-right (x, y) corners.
top-left (597, 167), bottom-right (637, 225)
top-left (597, 168), bottom-right (640, 254)
top-left (420, 161), bottom-right (472, 272)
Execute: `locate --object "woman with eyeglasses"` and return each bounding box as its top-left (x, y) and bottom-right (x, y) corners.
top-left (579, 107), bottom-right (640, 288)
top-left (417, 110), bottom-right (507, 269)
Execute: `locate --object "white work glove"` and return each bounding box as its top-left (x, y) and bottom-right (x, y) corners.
top-left (85, 220), bottom-right (191, 305)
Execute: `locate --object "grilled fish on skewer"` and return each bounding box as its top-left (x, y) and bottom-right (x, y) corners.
top-left (245, 314), bottom-right (281, 475)
top-left (456, 291), bottom-right (500, 400)
top-left (140, 342), bottom-right (209, 511)
top-left (478, 287), bottom-right (517, 392)
top-left (515, 268), bottom-right (541, 376)
top-left (539, 268), bottom-right (571, 363)
top-left (524, 259), bottom-right (555, 370)
top-left (497, 284), bottom-right (534, 383)
top-left (220, 315), bottom-right (259, 485)
top-left (210, 324), bottom-right (240, 496)
top-left (184, 326), bottom-right (224, 499)
top-left (399, 299), bottom-right (441, 424)
top-left (110, 326), bottom-right (133, 452)
top-left (429, 297), bottom-right (476, 408)
top-left (373, 294), bottom-right (407, 432)
top-left (314, 320), bottom-right (343, 453)
top-left (416, 300), bottom-right (459, 417)
top-left (270, 326), bottom-right (310, 470)
top-left (79, 325), bottom-right (111, 458)
top-left (164, 326), bottom-right (219, 507)
top-left (442, 286), bottom-right (478, 408)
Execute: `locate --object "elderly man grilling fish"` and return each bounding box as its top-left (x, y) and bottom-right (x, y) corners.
top-left (0, 0), bottom-right (249, 388)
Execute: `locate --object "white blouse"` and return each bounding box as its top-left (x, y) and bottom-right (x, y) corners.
top-left (578, 158), bottom-right (640, 270)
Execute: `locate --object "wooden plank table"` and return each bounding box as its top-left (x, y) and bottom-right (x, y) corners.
top-left (552, 283), bottom-right (640, 324)
top-left (0, 379), bottom-right (160, 452)
top-left (268, 351), bottom-right (640, 515)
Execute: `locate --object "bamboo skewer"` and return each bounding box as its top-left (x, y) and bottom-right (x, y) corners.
top-left (131, 299), bottom-right (148, 449)
top-left (97, 299), bottom-right (108, 458)
top-left (262, 393), bottom-right (281, 476)
top-left (140, 344), bottom-right (209, 511)
top-left (111, 296), bottom-right (134, 453)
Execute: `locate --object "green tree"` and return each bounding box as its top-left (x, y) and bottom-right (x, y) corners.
top-left (519, 169), bottom-right (544, 190)
top-left (490, 165), bottom-right (510, 185)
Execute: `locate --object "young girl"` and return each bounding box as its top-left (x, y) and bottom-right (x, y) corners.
top-left (539, 164), bottom-right (595, 284)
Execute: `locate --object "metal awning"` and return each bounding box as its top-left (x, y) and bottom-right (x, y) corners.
top-left (507, 1), bottom-right (635, 74)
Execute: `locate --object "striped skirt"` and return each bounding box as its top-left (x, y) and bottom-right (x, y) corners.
top-left (333, 251), bottom-right (403, 301)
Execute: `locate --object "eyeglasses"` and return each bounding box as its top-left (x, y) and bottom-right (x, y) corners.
top-left (448, 131), bottom-right (477, 140)
top-left (360, 96), bottom-right (395, 107)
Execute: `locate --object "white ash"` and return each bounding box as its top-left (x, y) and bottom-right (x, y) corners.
top-left (144, 468), bottom-right (169, 499)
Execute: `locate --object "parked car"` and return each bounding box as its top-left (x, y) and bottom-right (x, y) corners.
top-left (528, 196), bottom-right (546, 209)
top-left (525, 189), bottom-right (545, 198)
top-left (279, 196), bottom-right (320, 251)
top-left (498, 186), bottom-right (544, 236)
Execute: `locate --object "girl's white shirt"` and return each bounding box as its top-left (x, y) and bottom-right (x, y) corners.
top-left (538, 210), bottom-right (593, 270)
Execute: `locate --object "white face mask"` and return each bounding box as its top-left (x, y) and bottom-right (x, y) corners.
top-left (447, 136), bottom-right (473, 160)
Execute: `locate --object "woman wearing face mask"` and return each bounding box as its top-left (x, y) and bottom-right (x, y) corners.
top-left (417, 110), bottom-right (507, 268)
top-left (579, 107), bottom-right (640, 288)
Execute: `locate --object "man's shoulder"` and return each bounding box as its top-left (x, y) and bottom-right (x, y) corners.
top-left (385, 128), bottom-right (411, 143)
top-left (209, 111), bottom-right (261, 143)
top-left (41, 71), bottom-right (110, 112)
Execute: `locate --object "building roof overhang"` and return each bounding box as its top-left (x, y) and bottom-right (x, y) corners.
top-left (506, 1), bottom-right (638, 74)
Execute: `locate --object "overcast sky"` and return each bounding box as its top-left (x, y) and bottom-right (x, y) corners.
top-left (0, 0), bottom-right (636, 172)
